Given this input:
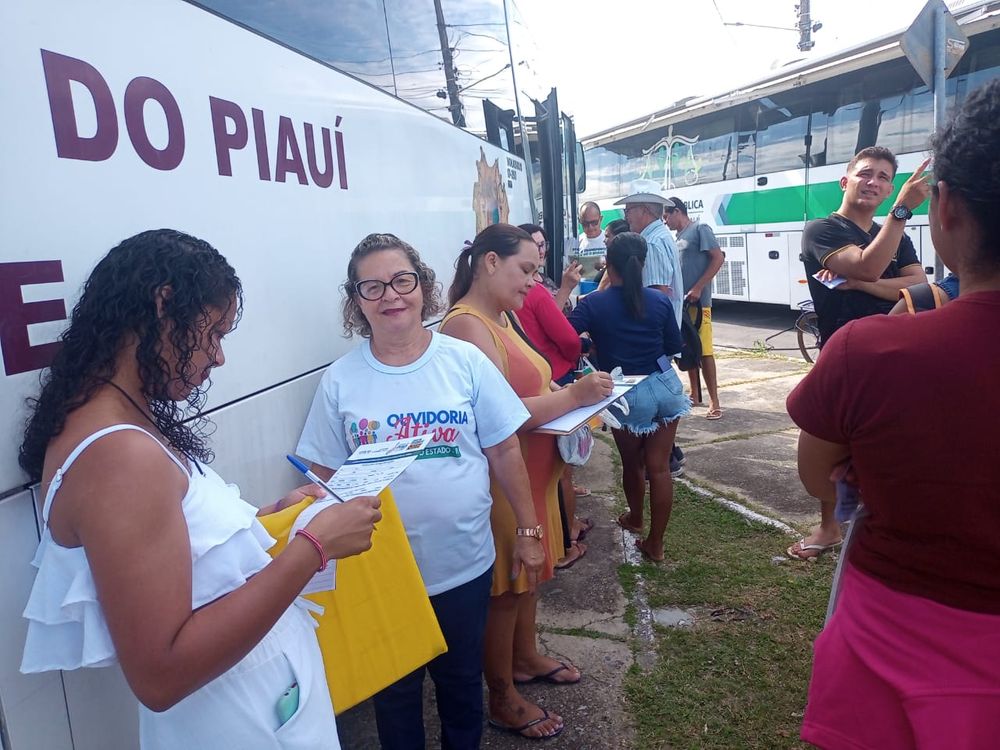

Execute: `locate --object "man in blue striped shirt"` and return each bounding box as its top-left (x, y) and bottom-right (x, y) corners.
top-left (615, 181), bottom-right (683, 327)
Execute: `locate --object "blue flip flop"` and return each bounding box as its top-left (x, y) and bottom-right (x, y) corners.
top-left (488, 708), bottom-right (564, 740)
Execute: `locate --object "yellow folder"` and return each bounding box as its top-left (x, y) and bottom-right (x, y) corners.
top-left (260, 489), bottom-right (447, 713)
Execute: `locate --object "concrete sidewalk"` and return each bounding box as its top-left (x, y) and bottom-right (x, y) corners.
top-left (337, 352), bottom-right (816, 749)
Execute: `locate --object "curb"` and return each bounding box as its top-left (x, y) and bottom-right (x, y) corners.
top-left (676, 477), bottom-right (797, 534)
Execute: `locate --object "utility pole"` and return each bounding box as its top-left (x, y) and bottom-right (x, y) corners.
top-left (725, 4), bottom-right (821, 53)
top-left (434, 0), bottom-right (465, 128)
top-left (796, 0), bottom-right (817, 51)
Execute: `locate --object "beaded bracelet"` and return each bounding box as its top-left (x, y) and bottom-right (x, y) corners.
top-left (294, 528), bottom-right (328, 571)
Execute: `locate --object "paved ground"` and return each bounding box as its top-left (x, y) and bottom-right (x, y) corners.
top-left (337, 302), bottom-right (819, 749)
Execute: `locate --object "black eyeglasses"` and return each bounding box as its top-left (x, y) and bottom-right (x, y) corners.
top-left (354, 271), bottom-right (419, 301)
top-left (581, 219), bottom-right (601, 228)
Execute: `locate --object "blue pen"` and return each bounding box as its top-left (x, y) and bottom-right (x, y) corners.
top-left (286, 455), bottom-right (345, 503)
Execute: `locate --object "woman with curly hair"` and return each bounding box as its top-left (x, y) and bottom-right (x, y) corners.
top-left (295, 233), bottom-right (545, 748)
top-left (19, 229), bottom-right (381, 749)
top-left (789, 78), bottom-right (1000, 748)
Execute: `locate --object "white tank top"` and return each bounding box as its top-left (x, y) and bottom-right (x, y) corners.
top-left (21, 424), bottom-right (276, 673)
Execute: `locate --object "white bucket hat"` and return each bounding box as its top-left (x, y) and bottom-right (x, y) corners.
top-left (613, 179), bottom-right (670, 206)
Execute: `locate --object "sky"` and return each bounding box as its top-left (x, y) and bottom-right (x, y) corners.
top-left (516, 0), bottom-right (948, 137)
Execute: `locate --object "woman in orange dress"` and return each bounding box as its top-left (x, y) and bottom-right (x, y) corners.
top-left (440, 223), bottom-right (613, 740)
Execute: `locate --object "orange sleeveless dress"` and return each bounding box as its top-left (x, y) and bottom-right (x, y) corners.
top-left (441, 304), bottom-right (565, 595)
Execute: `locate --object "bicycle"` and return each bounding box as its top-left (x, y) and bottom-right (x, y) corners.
top-left (761, 299), bottom-right (820, 364)
top-left (794, 300), bottom-right (820, 364)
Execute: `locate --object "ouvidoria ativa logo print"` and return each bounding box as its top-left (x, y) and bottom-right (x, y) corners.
top-left (350, 418), bottom-right (381, 446)
top-left (385, 408), bottom-right (469, 459)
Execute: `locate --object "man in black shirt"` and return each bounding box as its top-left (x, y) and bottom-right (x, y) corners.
top-left (801, 146), bottom-right (931, 347)
top-left (790, 147), bottom-right (930, 561)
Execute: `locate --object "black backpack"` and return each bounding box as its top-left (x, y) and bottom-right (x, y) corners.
top-left (674, 301), bottom-right (703, 372)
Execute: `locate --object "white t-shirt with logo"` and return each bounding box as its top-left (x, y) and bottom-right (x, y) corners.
top-left (578, 233), bottom-right (606, 255)
top-left (296, 331), bottom-right (529, 595)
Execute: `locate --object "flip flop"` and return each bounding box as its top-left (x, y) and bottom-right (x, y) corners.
top-left (786, 538), bottom-right (842, 561)
top-left (706, 407), bottom-right (723, 420)
top-left (573, 485), bottom-right (592, 497)
top-left (488, 708), bottom-right (564, 740)
top-left (616, 512), bottom-right (642, 535)
top-left (554, 540), bottom-right (587, 570)
top-left (573, 517), bottom-right (595, 543)
top-left (635, 538), bottom-right (665, 563)
top-left (513, 662), bottom-right (582, 685)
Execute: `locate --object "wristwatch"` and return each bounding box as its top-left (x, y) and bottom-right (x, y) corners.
top-left (890, 203), bottom-right (913, 221)
top-left (516, 525), bottom-right (544, 540)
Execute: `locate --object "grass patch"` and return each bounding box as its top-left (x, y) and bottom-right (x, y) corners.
top-left (618, 563), bottom-right (639, 628)
top-left (539, 625), bottom-right (627, 642)
top-left (623, 483), bottom-right (834, 749)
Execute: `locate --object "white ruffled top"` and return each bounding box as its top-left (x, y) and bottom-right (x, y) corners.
top-left (21, 425), bottom-right (276, 674)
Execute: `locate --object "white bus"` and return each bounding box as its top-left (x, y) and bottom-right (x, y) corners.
top-left (0, 2), bottom-right (582, 747)
top-left (581, 1), bottom-right (1000, 308)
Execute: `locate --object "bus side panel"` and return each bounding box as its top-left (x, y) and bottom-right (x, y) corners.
top-left (713, 235), bottom-right (748, 301)
top-left (62, 667), bottom-right (138, 750)
top-left (0, 491), bottom-right (74, 750)
top-left (786, 232), bottom-right (809, 309)
top-left (746, 232), bottom-right (791, 306)
top-left (207, 371), bottom-right (326, 507)
top-left (0, 0), bottom-right (532, 496)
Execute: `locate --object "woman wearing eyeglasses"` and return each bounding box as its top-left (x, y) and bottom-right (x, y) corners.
top-left (295, 233), bottom-right (546, 749)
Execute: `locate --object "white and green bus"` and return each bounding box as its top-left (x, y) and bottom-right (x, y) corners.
top-left (581, 1), bottom-right (1000, 308)
top-left (0, 1), bottom-right (583, 747)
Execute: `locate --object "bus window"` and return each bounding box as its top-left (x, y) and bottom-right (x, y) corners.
top-left (195, 1), bottom-right (396, 90)
top-left (960, 28), bottom-right (1000, 99)
top-left (669, 113), bottom-right (737, 186)
top-left (196, 0), bottom-right (528, 145)
top-left (584, 145), bottom-right (624, 200)
top-left (755, 94), bottom-right (812, 175)
top-left (878, 86), bottom-right (935, 156)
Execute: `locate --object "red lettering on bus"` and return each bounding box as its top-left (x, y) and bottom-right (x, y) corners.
top-left (123, 77), bottom-right (185, 170)
top-left (209, 96), bottom-right (248, 177)
top-left (0, 261), bottom-right (66, 376)
top-left (41, 49), bottom-right (118, 162)
top-left (275, 116), bottom-right (308, 185)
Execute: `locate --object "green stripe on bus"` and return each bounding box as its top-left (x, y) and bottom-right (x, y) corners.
top-left (595, 173), bottom-right (928, 229)
top-left (719, 172), bottom-right (929, 225)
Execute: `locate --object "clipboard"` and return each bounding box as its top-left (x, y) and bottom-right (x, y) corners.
top-left (535, 376), bottom-right (647, 435)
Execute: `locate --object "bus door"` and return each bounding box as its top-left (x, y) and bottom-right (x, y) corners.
top-left (533, 89), bottom-right (582, 281)
top-left (483, 89), bottom-right (583, 282)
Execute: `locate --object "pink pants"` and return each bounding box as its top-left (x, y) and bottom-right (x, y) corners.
top-left (802, 564), bottom-right (1000, 750)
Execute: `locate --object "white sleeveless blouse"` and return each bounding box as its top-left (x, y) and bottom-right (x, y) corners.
top-left (20, 424), bottom-right (276, 673)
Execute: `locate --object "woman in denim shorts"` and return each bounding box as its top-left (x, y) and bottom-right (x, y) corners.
top-left (569, 232), bottom-right (690, 561)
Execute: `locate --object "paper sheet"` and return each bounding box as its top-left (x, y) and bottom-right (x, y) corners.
top-left (290, 434), bottom-right (431, 593)
top-left (535, 376), bottom-right (646, 435)
top-left (813, 271), bottom-right (847, 289)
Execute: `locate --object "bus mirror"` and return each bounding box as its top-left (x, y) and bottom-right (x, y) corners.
top-left (575, 141), bottom-right (586, 193)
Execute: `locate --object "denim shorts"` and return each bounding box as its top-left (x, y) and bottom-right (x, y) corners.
top-left (610, 368), bottom-right (690, 436)
top-left (936, 272), bottom-right (960, 300)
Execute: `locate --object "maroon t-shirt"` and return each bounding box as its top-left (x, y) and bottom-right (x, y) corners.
top-left (787, 291), bottom-right (1000, 613)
